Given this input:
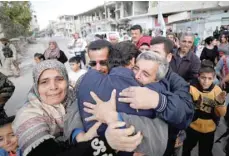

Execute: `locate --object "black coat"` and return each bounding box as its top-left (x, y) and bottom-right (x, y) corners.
top-left (0, 72), bottom-right (15, 118)
top-left (44, 50), bottom-right (68, 64)
top-left (27, 137), bottom-right (116, 156)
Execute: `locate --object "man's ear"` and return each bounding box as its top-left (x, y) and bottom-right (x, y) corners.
top-left (130, 57), bottom-right (136, 68)
top-left (166, 53), bottom-right (173, 63)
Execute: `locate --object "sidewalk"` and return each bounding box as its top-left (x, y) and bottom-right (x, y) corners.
top-left (5, 38), bottom-right (47, 116)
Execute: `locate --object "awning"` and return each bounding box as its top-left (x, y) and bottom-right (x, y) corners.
top-left (168, 11), bottom-right (191, 24)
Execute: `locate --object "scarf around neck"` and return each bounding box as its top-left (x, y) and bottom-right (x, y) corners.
top-left (12, 60), bottom-right (75, 156)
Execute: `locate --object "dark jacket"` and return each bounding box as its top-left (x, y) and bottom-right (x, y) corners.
top-left (170, 49), bottom-right (201, 83)
top-left (162, 67), bottom-right (194, 156)
top-left (44, 50), bottom-right (68, 64)
top-left (0, 72), bottom-right (15, 118)
top-left (77, 67), bottom-right (169, 135)
top-left (159, 67), bottom-right (194, 130)
top-left (200, 46), bottom-right (219, 65)
top-left (27, 137), bottom-right (116, 156)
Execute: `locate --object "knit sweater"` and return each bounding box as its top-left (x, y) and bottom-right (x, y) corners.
top-left (189, 83), bottom-right (227, 133)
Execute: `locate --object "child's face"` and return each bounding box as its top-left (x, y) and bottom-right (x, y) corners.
top-left (70, 62), bottom-right (80, 72)
top-left (0, 124), bottom-right (18, 152)
top-left (34, 57), bottom-right (41, 64)
top-left (198, 72), bottom-right (214, 89)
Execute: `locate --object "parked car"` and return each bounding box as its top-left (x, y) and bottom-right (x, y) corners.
top-left (85, 31), bottom-right (121, 43)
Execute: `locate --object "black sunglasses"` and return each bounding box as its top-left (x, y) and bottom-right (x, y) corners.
top-left (89, 60), bottom-right (108, 67)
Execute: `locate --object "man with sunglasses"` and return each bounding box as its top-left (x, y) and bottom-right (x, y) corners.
top-left (87, 39), bottom-right (111, 74)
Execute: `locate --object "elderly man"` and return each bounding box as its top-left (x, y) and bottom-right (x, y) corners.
top-left (170, 33), bottom-right (201, 83)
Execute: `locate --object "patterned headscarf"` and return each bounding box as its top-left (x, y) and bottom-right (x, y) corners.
top-left (44, 40), bottom-right (61, 60)
top-left (32, 59), bottom-right (69, 98)
top-left (13, 60), bottom-right (75, 156)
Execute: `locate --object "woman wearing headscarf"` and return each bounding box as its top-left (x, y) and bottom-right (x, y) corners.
top-left (44, 41), bottom-right (68, 64)
top-left (12, 60), bottom-right (115, 156)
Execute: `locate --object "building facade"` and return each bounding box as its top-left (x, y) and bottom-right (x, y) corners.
top-left (74, 1), bottom-right (229, 40)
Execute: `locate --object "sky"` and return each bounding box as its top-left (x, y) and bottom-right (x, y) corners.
top-left (31, 0), bottom-right (105, 30)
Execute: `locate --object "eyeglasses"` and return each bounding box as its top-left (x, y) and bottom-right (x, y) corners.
top-left (89, 60), bottom-right (108, 67)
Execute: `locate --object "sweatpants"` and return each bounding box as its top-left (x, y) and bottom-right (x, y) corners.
top-left (182, 127), bottom-right (215, 156)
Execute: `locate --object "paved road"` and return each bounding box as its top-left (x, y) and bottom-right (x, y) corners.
top-left (4, 37), bottom-right (228, 156)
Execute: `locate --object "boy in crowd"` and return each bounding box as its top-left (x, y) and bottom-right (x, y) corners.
top-left (182, 60), bottom-right (227, 156)
top-left (33, 53), bottom-right (45, 64)
top-left (0, 116), bottom-right (20, 156)
top-left (68, 56), bottom-right (87, 87)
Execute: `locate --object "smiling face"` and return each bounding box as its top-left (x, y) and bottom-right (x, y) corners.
top-left (38, 69), bottom-right (67, 105)
top-left (88, 47), bottom-right (109, 74)
top-left (0, 124), bottom-right (18, 152)
top-left (180, 36), bottom-right (194, 54)
top-left (49, 42), bottom-right (56, 50)
top-left (133, 59), bottom-right (159, 85)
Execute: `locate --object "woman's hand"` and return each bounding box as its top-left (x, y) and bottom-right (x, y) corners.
top-left (76, 122), bottom-right (102, 142)
top-left (84, 89), bottom-right (118, 124)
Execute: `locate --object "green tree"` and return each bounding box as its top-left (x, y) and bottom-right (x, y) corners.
top-left (0, 1), bottom-right (32, 38)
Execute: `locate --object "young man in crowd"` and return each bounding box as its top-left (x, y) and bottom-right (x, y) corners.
top-left (167, 32), bottom-right (179, 54)
top-left (130, 25), bottom-right (144, 46)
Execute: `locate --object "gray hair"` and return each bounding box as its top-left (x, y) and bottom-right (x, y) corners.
top-left (180, 32), bottom-right (195, 41)
top-left (136, 51), bottom-right (169, 81)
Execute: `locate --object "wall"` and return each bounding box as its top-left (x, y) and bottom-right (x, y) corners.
top-left (128, 16), bottom-right (155, 30)
top-left (173, 10), bottom-right (229, 40)
top-left (133, 1), bottom-right (149, 16)
top-left (149, 1), bottom-right (229, 15)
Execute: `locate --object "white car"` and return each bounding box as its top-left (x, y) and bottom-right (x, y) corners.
top-left (85, 31), bottom-right (121, 43)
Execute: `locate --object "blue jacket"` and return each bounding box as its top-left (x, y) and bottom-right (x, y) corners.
top-left (0, 149), bottom-right (21, 156)
top-left (77, 67), bottom-right (169, 135)
top-left (159, 67), bottom-right (194, 141)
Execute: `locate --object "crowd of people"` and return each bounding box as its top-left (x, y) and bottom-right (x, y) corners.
top-left (0, 24), bottom-right (229, 156)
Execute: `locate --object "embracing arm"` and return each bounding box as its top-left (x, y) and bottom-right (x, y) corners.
top-left (120, 113), bottom-right (168, 156)
top-left (157, 74), bottom-right (194, 130)
top-left (27, 137), bottom-right (116, 156)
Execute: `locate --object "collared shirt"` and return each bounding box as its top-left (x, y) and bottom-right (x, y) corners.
top-left (170, 49), bottom-right (201, 82)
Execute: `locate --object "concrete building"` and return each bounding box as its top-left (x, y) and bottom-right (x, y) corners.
top-left (74, 1), bottom-right (229, 40)
top-left (30, 12), bottom-right (40, 32)
top-left (149, 1), bottom-right (229, 39)
top-left (46, 14), bottom-right (80, 37)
